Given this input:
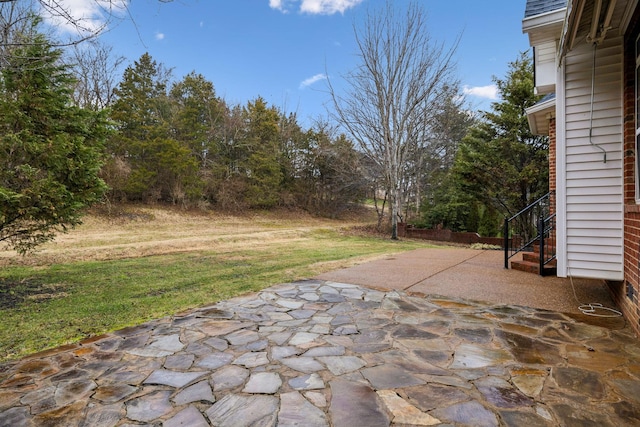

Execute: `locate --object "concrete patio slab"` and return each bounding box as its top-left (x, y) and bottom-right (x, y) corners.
top-left (317, 248), bottom-right (617, 315)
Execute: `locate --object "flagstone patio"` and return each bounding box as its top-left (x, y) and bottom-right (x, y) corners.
top-left (0, 249), bottom-right (638, 426)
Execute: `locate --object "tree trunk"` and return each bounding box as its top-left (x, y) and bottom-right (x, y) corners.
top-left (326, 2), bottom-right (458, 242)
top-left (390, 188), bottom-right (399, 240)
top-left (373, 190), bottom-right (387, 231)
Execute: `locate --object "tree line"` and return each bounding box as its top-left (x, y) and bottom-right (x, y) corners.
top-left (1, 3), bottom-right (548, 253)
top-left (101, 52), bottom-right (368, 215)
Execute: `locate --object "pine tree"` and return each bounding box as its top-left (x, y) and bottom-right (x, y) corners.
top-left (0, 29), bottom-right (108, 253)
top-left (453, 52), bottom-right (548, 219)
top-left (169, 72), bottom-right (223, 170)
top-left (109, 53), bottom-right (200, 204)
top-left (242, 98), bottom-right (283, 208)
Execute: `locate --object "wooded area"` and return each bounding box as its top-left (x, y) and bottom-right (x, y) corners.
top-left (103, 53), bottom-right (368, 215)
top-left (0, 1), bottom-right (549, 253)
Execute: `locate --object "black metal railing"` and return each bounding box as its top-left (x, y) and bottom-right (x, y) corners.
top-left (504, 192), bottom-right (555, 273)
top-left (537, 213), bottom-right (557, 275)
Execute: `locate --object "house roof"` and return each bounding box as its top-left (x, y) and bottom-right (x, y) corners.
top-left (526, 93), bottom-right (556, 136)
top-left (536, 92), bottom-right (556, 104)
top-left (524, 0), bottom-right (568, 18)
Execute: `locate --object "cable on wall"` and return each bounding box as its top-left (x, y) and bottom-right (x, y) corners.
top-left (588, 42), bottom-right (608, 164)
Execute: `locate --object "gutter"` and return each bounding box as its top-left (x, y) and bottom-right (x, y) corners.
top-left (522, 8), bottom-right (567, 33)
top-left (526, 95), bottom-right (556, 135)
top-left (558, 0), bottom-right (584, 61)
top-left (560, 0), bottom-right (618, 60)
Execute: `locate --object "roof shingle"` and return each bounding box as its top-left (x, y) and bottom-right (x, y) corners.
top-left (524, 0), bottom-right (567, 18)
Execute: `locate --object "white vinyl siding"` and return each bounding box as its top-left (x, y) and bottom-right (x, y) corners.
top-left (534, 41), bottom-right (558, 94)
top-left (561, 36), bottom-right (624, 280)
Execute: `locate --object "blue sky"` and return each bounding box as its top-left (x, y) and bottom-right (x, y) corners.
top-left (45, 0), bottom-right (531, 126)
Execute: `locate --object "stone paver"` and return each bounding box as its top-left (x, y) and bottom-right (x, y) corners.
top-left (1, 279), bottom-right (640, 426)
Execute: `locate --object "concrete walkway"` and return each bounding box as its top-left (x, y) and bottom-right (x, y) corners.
top-left (0, 248), bottom-right (638, 426)
top-left (318, 248), bottom-right (617, 315)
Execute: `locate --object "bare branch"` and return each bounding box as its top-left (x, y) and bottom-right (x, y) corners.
top-left (328, 1), bottom-right (459, 238)
top-left (66, 40), bottom-right (125, 109)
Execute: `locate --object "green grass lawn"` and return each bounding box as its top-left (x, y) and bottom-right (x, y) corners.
top-left (0, 229), bottom-right (432, 362)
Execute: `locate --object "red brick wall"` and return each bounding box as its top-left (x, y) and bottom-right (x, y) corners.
top-left (397, 224), bottom-right (505, 247)
top-left (613, 11), bottom-right (640, 337)
top-left (624, 210), bottom-right (640, 331)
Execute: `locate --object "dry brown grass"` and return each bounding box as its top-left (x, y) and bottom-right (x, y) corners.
top-left (0, 205), bottom-right (377, 267)
top-left (0, 204), bottom-right (439, 361)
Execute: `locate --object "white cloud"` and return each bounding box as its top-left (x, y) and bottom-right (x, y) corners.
top-left (300, 0), bottom-right (364, 14)
top-left (155, 32), bottom-right (165, 41)
top-left (269, 0), bottom-right (294, 13)
top-left (270, 0), bottom-right (363, 15)
top-left (40, 0), bottom-right (129, 35)
top-left (463, 84), bottom-right (498, 100)
top-left (299, 73), bottom-right (327, 89)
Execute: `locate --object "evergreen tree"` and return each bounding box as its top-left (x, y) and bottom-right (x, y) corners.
top-left (110, 53), bottom-right (170, 151)
top-left (453, 52), bottom-right (548, 220)
top-left (419, 173), bottom-right (476, 231)
top-left (109, 53), bottom-right (199, 204)
top-left (277, 112), bottom-right (306, 202)
top-left (0, 29), bottom-right (108, 253)
top-left (169, 72), bottom-right (222, 169)
top-left (167, 72), bottom-right (224, 203)
top-left (242, 98), bottom-right (283, 208)
top-left (414, 87), bottom-right (476, 226)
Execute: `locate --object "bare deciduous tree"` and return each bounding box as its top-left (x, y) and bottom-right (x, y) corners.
top-left (1, 0), bottom-right (174, 62)
top-left (0, 0), bottom-right (35, 68)
top-left (67, 40), bottom-right (125, 109)
top-left (404, 84), bottom-right (475, 220)
top-left (1, 0), bottom-right (125, 45)
top-left (329, 1), bottom-right (458, 239)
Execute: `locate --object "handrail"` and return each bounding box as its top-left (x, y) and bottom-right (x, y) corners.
top-left (504, 192), bottom-right (553, 269)
top-left (506, 192), bottom-right (551, 223)
top-left (539, 213), bottom-right (557, 276)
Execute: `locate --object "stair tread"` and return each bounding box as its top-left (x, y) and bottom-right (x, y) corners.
top-left (510, 259), bottom-right (557, 276)
top-left (511, 259), bottom-right (556, 266)
top-left (511, 260), bottom-right (539, 267)
top-left (522, 253), bottom-right (557, 265)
